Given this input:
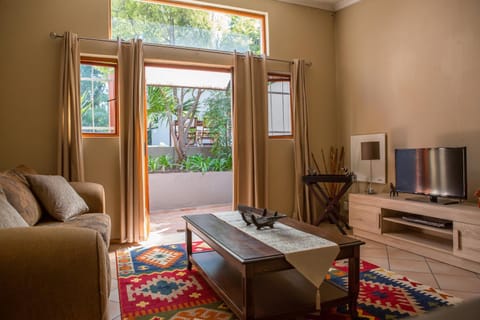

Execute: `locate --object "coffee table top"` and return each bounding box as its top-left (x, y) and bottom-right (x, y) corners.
top-left (183, 213), bottom-right (363, 263)
top-left (184, 213), bottom-right (283, 263)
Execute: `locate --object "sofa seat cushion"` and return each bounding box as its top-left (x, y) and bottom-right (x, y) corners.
top-left (37, 213), bottom-right (111, 247)
top-left (0, 171), bottom-right (42, 226)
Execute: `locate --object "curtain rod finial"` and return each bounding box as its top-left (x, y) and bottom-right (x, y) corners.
top-left (49, 32), bottom-right (59, 39)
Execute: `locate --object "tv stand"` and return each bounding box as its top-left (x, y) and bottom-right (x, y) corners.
top-left (405, 196), bottom-right (460, 205)
top-left (349, 193), bottom-right (480, 272)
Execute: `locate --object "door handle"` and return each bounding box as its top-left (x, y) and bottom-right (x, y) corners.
top-left (456, 230), bottom-right (462, 250)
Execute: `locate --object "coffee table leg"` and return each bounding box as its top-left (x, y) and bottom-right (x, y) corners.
top-left (348, 246), bottom-right (360, 318)
top-left (185, 224), bottom-right (193, 270)
top-left (242, 266), bottom-right (254, 320)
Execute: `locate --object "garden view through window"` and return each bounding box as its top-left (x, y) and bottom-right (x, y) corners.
top-left (111, 0), bottom-right (265, 54)
top-left (146, 66), bottom-right (232, 174)
top-left (80, 61), bottom-right (117, 135)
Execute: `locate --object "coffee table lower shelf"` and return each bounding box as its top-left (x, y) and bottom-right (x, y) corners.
top-left (190, 250), bottom-right (350, 319)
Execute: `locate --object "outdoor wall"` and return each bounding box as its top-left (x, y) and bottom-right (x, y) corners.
top-left (149, 171), bottom-right (232, 210)
top-left (0, 0), bottom-right (336, 240)
top-left (335, 0), bottom-right (480, 200)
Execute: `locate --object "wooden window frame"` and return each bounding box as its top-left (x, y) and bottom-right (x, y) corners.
top-left (109, 0), bottom-right (267, 54)
top-left (80, 57), bottom-right (119, 137)
top-left (267, 73), bottom-right (293, 139)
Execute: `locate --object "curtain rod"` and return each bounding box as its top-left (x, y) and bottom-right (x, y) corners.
top-left (49, 32), bottom-right (312, 66)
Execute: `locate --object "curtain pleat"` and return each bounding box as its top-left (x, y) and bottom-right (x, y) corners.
top-left (292, 59), bottom-right (312, 223)
top-left (57, 32), bottom-right (84, 182)
top-left (118, 39), bottom-right (149, 243)
top-left (232, 53), bottom-right (268, 209)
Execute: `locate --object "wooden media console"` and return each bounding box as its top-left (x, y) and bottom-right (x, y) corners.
top-left (349, 193), bottom-right (480, 272)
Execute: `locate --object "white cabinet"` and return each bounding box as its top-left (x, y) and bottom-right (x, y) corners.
top-left (349, 193), bottom-right (480, 272)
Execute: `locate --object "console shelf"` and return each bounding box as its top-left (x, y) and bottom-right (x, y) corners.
top-left (349, 193), bottom-right (480, 273)
top-left (383, 232), bottom-right (452, 253)
top-left (382, 217), bottom-right (453, 236)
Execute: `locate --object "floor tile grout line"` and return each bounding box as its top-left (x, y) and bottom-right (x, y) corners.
top-left (385, 245), bottom-right (391, 270)
top-left (425, 258), bottom-right (441, 289)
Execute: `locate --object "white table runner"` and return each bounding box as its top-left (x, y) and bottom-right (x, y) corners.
top-left (215, 211), bottom-right (340, 310)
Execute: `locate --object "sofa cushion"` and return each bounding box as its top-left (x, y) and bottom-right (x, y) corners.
top-left (0, 171), bottom-right (43, 226)
top-left (26, 175), bottom-right (89, 221)
top-left (36, 213), bottom-right (111, 247)
top-left (6, 164), bottom-right (38, 185)
top-left (0, 188), bottom-right (29, 228)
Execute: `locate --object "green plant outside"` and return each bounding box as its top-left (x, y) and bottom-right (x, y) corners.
top-left (148, 153), bottom-right (231, 174)
top-left (146, 82), bottom-right (232, 174)
top-left (111, 0), bottom-right (262, 54)
top-left (148, 155), bottom-right (176, 172)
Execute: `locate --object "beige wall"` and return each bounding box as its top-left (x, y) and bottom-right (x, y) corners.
top-left (335, 0), bottom-right (480, 200)
top-left (0, 0), bottom-right (336, 240)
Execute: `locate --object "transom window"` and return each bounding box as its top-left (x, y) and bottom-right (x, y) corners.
top-left (268, 74), bottom-right (292, 138)
top-left (110, 0), bottom-right (265, 54)
top-left (80, 59), bottom-right (117, 135)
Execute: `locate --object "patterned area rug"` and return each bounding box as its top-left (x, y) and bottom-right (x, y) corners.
top-left (116, 242), bottom-right (462, 320)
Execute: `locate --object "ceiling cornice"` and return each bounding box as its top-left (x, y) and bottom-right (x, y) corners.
top-left (276, 0), bottom-right (361, 12)
top-left (334, 0), bottom-right (361, 11)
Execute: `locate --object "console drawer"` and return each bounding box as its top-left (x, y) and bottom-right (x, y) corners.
top-left (453, 222), bottom-right (480, 263)
top-left (349, 203), bottom-right (381, 234)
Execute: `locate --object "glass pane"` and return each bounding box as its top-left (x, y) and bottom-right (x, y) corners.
top-left (80, 64), bottom-right (92, 78)
top-left (268, 81), bottom-right (283, 92)
top-left (283, 95), bottom-right (291, 132)
top-left (80, 64), bottom-right (116, 134)
top-left (282, 80), bottom-right (290, 92)
top-left (270, 99), bottom-right (284, 135)
top-left (111, 0), bottom-right (264, 54)
top-left (268, 79), bottom-right (292, 137)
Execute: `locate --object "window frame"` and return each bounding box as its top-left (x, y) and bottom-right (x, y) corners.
top-left (267, 73), bottom-right (293, 139)
top-left (80, 57), bottom-right (119, 137)
top-left (109, 0), bottom-right (267, 54)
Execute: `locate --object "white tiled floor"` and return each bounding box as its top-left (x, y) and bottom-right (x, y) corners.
top-left (107, 206), bottom-right (480, 319)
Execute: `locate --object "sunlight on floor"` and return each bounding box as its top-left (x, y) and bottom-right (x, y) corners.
top-left (141, 203), bottom-right (231, 247)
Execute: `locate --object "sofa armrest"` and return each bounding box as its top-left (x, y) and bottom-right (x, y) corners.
top-left (0, 227), bottom-right (110, 320)
top-left (70, 181), bottom-right (106, 213)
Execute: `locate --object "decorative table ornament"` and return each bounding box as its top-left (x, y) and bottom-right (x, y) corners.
top-left (389, 182), bottom-right (399, 198)
top-left (238, 205), bottom-right (286, 229)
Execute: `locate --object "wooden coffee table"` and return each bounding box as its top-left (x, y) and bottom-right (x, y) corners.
top-left (183, 213), bottom-right (364, 320)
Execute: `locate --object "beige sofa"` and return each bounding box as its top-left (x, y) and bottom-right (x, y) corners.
top-left (0, 166), bottom-right (111, 319)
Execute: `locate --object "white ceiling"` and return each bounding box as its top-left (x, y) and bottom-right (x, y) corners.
top-left (277, 0), bottom-right (361, 12)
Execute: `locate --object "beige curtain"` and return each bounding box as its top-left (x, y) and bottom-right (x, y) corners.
top-left (292, 59), bottom-right (312, 223)
top-left (57, 32), bottom-right (84, 182)
top-left (118, 39), bottom-right (149, 243)
top-left (232, 53), bottom-right (268, 209)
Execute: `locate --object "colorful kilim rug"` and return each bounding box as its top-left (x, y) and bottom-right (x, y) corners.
top-left (116, 242), bottom-right (462, 320)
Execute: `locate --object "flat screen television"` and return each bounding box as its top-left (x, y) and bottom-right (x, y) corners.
top-left (395, 147), bottom-right (467, 204)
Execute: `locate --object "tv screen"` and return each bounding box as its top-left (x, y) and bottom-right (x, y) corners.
top-left (395, 147), bottom-right (467, 202)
